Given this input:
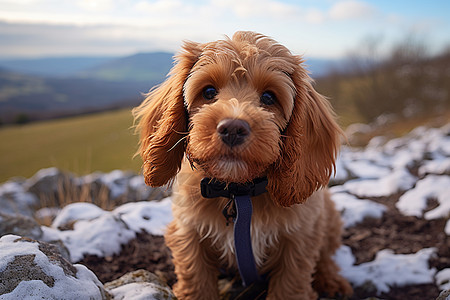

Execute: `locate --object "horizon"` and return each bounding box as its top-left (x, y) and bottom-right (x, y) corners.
top-left (0, 1), bottom-right (449, 60)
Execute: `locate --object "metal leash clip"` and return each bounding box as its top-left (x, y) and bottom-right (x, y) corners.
top-left (222, 195), bottom-right (237, 226)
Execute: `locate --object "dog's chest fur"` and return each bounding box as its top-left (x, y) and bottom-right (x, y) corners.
top-left (172, 171), bottom-right (325, 271)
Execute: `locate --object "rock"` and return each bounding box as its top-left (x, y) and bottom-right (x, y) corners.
top-left (128, 175), bottom-right (172, 201)
top-left (0, 180), bottom-right (38, 217)
top-left (105, 269), bottom-right (175, 300)
top-left (0, 235), bottom-right (109, 299)
top-left (25, 167), bottom-right (71, 195)
top-left (79, 171), bottom-right (171, 204)
top-left (24, 168), bottom-right (74, 207)
top-left (0, 212), bottom-right (43, 240)
top-left (437, 290), bottom-right (450, 300)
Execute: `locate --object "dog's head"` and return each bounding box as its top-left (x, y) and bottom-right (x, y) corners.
top-left (134, 31), bottom-right (342, 207)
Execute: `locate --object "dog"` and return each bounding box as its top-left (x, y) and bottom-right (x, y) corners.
top-left (133, 31), bottom-right (353, 299)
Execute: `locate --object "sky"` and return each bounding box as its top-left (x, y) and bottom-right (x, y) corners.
top-left (0, 0), bottom-right (449, 59)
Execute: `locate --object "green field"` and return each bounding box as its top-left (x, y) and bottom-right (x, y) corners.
top-left (0, 109), bottom-right (142, 183)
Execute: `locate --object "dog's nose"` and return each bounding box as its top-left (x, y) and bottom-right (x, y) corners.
top-left (217, 119), bottom-right (250, 147)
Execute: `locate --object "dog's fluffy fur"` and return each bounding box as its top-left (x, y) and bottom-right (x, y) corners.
top-left (133, 31), bottom-right (353, 299)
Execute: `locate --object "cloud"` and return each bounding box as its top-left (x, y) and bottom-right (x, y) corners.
top-left (134, 0), bottom-right (187, 15)
top-left (212, 0), bottom-right (301, 19)
top-left (305, 8), bottom-right (325, 24)
top-left (329, 0), bottom-right (377, 20)
top-left (77, 0), bottom-right (115, 12)
top-left (0, 21), bottom-right (175, 57)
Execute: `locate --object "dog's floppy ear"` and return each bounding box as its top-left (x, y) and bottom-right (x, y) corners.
top-left (267, 60), bottom-right (342, 207)
top-left (133, 41), bottom-right (200, 187)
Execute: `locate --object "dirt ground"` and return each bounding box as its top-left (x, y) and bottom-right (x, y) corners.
top-left (80, 193), bottom-right (448, 299)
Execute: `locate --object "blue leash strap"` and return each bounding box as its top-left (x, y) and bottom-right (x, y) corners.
top-left (233, 194), bottom-right (261, 286)
top-left (200, 177), bottom-right (268, 287)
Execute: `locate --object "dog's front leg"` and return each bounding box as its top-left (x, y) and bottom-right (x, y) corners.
top-left (165, 221), bottom-right (220, 300)
top-left (266, 236), bottom-right (319, 300)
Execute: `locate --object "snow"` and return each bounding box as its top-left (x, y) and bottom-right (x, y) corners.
top-left (335, 245), bottom-right (437, 294)
top-left (41, 198), bottom-right (173, 262)
top-left (113, 198), bottom-right (173, 236)
top-left (419, 157), bottom-right (450, 176)
top-left (344, 159), bottom-right (391, 179)
top-left (396, 175), bottom-right (450, 219)
top-left (0, 235), bottom-right (105, 299)
top-left (107, 282), bottom-right (173, 300)
top-left (342, 167), bottom-right (416, 197)
top-left (52, 202), bottom-right (107, 229)
top-left (330, 191), bottom-right (387, 228)
top-left (43, 213), bottom-right (137, 262)
top-left (446, 220), bottom-right (450, 236)
top-left (436, 268), bottom-right (450, 291)
top-left (2, 264), bottom-right (103, 300)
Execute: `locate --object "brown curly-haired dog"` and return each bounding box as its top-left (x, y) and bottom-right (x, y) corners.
top-left (133, 31), bottom-right (353, 299)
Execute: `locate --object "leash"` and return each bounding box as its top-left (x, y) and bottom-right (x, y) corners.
top-left (200, 177), bottom-right (268, 287)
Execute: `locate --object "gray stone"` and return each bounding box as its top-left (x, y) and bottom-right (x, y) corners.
top-left (437, 290), bottom-right (450, 300)
top-left (0, 235), bottom-right (109, 299)
top-left (0, 180), bottom-right (38, 218)
top-left (0, 212), bottom-right (43, 240)
top-left (105, 269), bottom-right (175, 299)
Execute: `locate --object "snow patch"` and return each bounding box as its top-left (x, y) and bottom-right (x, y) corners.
top-left (113, 197), bottom-right (173, 236)
top-left (396, 175), bottom-right (450, 219)
top-left (107, 282), bottom-right (173, 300)
top-left (335, 245), bottom-right (437, 294)
top-left (344, 159), bottom-right (391, 179)
top-left (52, 202), bottom-right (107, 229)
top-left (41, 198), bottom-right (173, 262)
top-left (436, 268), bottom-right (450, 291)
top-left (331, 192), bottom-right (387, 228)
top-left (343, 167), bottom-right (416, 198)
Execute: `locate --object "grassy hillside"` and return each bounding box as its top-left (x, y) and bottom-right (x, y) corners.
top-left (0, 108), bottom-right (142, 183)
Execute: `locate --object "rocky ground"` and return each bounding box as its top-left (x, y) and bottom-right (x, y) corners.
top-left (1, 123), bottom-right (450, 299)
top-left (77, 196), bottom-right (449, 300)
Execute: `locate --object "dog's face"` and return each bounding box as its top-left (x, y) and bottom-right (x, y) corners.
top-left (134, 31), bottom-right (342, 206)
top-left (184, 36), bottom-right (298, 183)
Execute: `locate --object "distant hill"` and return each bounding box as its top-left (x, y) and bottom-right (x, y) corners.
top-left (0, 56), bottom-right (118, 77)
top-left (0, 69), bottom-right (152, 124)
top-left (0, 53), bottom-right (340, 80)
top-left (77, 52), bottom-right (174, 82)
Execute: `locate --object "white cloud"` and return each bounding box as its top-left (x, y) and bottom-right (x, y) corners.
top-left (134, 0), bottom-right (186, 15)
top-left (77, 0), bottom-right (115, 12)
top-left (305, 8), bottom-right (325, 24)
top-left (329, 0), bottom-right (376, 20)
top-left (212, 0), bottom-right (301, 19)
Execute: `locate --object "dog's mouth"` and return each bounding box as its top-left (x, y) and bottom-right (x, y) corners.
top-left (188, 153), bottom-right (266, 184)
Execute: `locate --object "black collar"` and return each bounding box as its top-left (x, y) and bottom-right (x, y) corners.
top-left (200, 177), bottom-right (268, 199)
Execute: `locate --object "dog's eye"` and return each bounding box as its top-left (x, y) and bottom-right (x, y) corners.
top-left (260, 91), bottom-right (277, 105)
top-left (202, 86), bottom-right (218, 101)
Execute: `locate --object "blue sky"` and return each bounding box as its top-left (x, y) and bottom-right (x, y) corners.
top-left (0, 0), bottom-right (449, 59)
